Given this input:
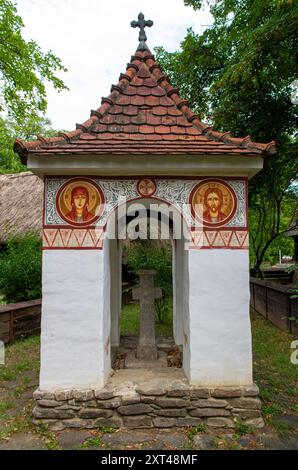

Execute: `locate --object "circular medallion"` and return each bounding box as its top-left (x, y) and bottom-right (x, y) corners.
top-left (56, 178), bottom-right (105, 226)
top-left (190, 179), bottom-right (237, 227)
top-left (137, 178), bottom-right (157, 197)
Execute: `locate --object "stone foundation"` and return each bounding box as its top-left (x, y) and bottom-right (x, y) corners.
top-left (32, 383), bottom-right (264, 431)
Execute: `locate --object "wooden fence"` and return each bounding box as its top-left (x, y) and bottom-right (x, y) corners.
top-left (250, 278), bottom-right (298, 335)
top-left (0, 299), bottom-right (42, 344)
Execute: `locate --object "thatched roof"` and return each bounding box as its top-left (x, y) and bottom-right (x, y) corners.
top-left (0, 172), bottom-right (43, 243)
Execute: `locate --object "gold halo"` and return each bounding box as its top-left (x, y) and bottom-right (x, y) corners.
top-left (62, 181), bottom-right (99, 213)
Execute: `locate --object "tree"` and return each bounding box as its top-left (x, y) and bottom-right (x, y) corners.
top-left (156, 0), bottom-right (298, 275)
top-left (0, 115), bottom-right (57, 173)
top-left (0, 0), bottom-right (68, 122)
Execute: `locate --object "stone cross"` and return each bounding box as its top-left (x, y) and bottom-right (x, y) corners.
top-left (131, 12), bottom-right (153, 51)
top-left (132, 269), bottom-right (162, 360)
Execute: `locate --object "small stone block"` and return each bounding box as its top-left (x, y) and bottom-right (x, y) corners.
top-left (211, 387), bottom-right (242, 398)
top-left (189, 408), bottom-right (230, 417)
top-left (94, 389), bottom-right (115, 400)
top-left (207, 417), bottom-right (235, 428)
top-left (118, 404), bottom-right (153, 415)
top-left (242, 384), bottom-right (260, 397)
top-left (73, 390), bottom-right (94, 401)
top-left (177, 417), bottom-right (203, 427)
top-left (123, 416), bottom-right (152, 428)
top-left (97, 397), bottom-right (122, 409)
top-left (155, 398), bottom-right (190, 408)
top-left (78, 408), bottom-right (113, 419)
top-left (190, 388), bottom-right (210, 399)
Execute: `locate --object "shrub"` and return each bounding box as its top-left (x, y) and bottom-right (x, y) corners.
top-left (0, 232), bottom-right (42, 303)
top-left (124, 240), bottom-right (172, 322)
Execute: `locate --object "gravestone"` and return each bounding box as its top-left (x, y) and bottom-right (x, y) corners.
top-left (132, 269), bottom-right (162, 360)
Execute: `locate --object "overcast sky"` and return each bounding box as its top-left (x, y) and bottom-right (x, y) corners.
top-left (16, 0), bottom-right (212, 130)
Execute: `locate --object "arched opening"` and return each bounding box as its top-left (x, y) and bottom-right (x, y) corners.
top-left (104, 197), bottom-right (191, 379)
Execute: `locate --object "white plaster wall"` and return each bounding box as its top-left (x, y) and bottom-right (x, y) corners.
top-left (188, 249), bottom-right (252, 386)
top-left (103, 238), bottom-right (112, 381)
top-left (40, 250), bottom-right (110, 391)
top-left (182, 247), bottom-right (191, 380)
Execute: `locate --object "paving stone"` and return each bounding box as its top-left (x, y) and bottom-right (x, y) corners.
top-left (158, 430), bottom-right (189, 448)
top-left (57, 430), bottom-right (92, 449)
top-left (258, 433), bottom-right (298, 450)
top-left (101, 431), bottom-right (153, 446)
top-left (271, 414), bottom-right (298, 430)
top-left (193, 434), bottom-right (215, 450)
top-left (0, 433), bottom-right (45, 450)
top-left (118, 404), bottom-right (152, 415)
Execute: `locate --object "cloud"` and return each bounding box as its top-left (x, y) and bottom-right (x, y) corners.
top-left (16, 0), bottom-right (212, 130)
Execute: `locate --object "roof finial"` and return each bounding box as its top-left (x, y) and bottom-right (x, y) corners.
top-left (131, 12), bottom-right (153, 51)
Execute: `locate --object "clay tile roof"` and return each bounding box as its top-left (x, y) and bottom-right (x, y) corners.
top-left (14, 48), bottom-right (277, 163)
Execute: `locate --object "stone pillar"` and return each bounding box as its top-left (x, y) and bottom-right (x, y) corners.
top-left (132, 269), bottom-right (162, 360)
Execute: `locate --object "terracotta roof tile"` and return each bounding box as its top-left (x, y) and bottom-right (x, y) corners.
top-left (14, 47), bottom-right (277, 162)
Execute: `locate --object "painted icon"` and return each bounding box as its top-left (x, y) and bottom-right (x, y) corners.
top-left (190, 179), bottom-right (237, 227)
top-left (57, 178), bottom-right (104, 226)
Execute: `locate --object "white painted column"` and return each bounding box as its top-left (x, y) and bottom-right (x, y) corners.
top-left (172, 237), bottom-right (185, 346)
top-left (109, 238), bottom-right (121, 347)
top-left (187, 249), bottom-right (253, 386)
top-left (40, 249), bottom-right (111, 391)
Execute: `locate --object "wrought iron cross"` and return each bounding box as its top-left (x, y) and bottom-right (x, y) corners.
top-left (131, 12), bottom-right (153, 51)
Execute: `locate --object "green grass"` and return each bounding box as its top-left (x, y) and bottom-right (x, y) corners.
top-left (120, 301), bottom-right (173, 336)
top-left (251, 311), bottom-right (298, 420)
top-left (0, 336), bottom-right (40, 441)
top-left (0, 309), bottom-right (297, 446)
top-left (0, 335), bottom-right (40, 382)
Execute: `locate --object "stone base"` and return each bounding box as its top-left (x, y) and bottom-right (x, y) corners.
top-left (32, 383), bottom-right (264, 431)
top-left (136, 346), bottom-right (158, 360)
